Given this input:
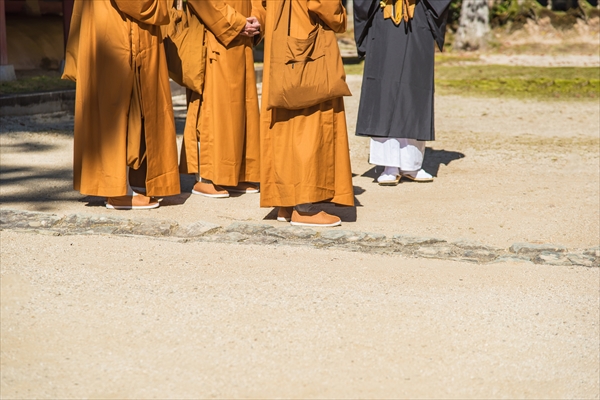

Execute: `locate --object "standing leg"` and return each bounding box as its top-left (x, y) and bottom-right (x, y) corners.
top-left (398, 139), bottom-right (433, 182)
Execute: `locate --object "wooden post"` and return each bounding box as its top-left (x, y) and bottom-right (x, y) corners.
top-left (0, 0), bottom-right (15, 80)
top-left (62, 0), bottom-right (74, 51)
top-left (0, 0), bottom-right (8, 65)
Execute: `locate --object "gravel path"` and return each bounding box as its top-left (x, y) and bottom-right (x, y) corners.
top-left (1, 231), bottom-right (598, 399)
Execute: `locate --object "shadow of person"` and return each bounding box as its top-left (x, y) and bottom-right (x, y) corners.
top-left (160, 192), bottom-right (192, 207)
top-left (263, 208), bottom-right (279, 221)
top-left (360, 147), bottom-right (465, 179)
top-left (80, 196), bottom-right (106, 207)
top-left (422, 148), bottom-right (465, 177)
top-left (361, 166), bottom-right (380, 181)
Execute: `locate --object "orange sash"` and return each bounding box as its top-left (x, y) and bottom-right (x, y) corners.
top-left (380, 0), bottom-right (416, 24)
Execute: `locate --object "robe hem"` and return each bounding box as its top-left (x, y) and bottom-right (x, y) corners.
top-left (356, 132), bottom-right (434, 141)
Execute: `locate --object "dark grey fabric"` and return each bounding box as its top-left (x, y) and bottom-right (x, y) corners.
top-left (354, 0), bottom-right (451, 141)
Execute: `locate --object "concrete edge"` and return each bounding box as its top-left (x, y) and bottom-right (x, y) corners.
top-left (0, 89), bottom-right (75, 116)
top-left (1, 208), bottom-right (598, 268)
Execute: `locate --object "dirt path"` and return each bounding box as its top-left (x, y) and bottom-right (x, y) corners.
top-left (479, 54), bottom-right (600, 67)
top-left (2, 67), bottom-right (599, 398)
top-left (1, 231), bottom-right (598, 399)
top-left (1, 75), bottom-right (598, 249)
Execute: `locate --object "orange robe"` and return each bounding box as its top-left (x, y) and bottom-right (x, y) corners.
top-left (62, 0), bottom-right (179, 198)
top-left (259, 0), bottom-right (354, 207)
top-left (180, 0), bottom-right (263, 186)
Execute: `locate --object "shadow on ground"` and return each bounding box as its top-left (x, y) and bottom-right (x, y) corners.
top-left (0, 165), bottom-right (75, 211)
top-left (0, 112), bottom-right (75, 135)
top-left (361, 148), bottom-right (465, 180)
top-left (0, 113), bottom-right (187, 136)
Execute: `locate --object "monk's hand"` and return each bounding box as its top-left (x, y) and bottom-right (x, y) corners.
top-left (240, 16), bottom-right (261, 37)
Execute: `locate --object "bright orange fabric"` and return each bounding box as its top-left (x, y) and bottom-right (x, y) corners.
top-left (259, 0), bottom-right (354, 207)
top-left (180, 0), bottom-right (261, 186)
top-left (63, 0), bottom-right (180, 197)
top-left (381, 0), bottom-right (416, 25)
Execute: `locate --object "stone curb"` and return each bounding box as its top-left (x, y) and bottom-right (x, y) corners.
top-left (0, 89), bottom-right (76, 117)
top-left (1, 209), bottom-right (598, 268)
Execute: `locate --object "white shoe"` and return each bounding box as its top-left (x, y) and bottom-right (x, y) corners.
top-left (377, 166), bottom-right (401, 186)
top-left (401, 169), bottom-right (433, 182)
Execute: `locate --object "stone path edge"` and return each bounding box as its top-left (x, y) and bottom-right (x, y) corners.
top-left (1, 209), bottom-right (598, 267)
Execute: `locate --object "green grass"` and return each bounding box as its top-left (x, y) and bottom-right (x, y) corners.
top-left (0, 74), bottom-right (75, 95)
top-left (436, 66), bottom-right (599, 100)
top-left (344, 62), bottom-right (600, 101)
top-left (437, 77), bottom-right (599, 100)
top-left (344, 61), bottom-right (365, 76)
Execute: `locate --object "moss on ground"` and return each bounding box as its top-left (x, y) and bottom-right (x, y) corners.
top-left (0, 74), bottom-right (75, 95)
top-left (436, 66), bottom-right (599, 100)
top-left (436, 77), bottom-right (599, 100)
top-left (344, 62), bottom-right (600, 101)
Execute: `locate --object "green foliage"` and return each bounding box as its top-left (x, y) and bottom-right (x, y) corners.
top-left (448, 0), bottom-right (592, 30)
top-left (447, 0), bottom-right (463, 31)
top-left (490, 0), bottom-right (543, 28)
top-left (0, 75), bottom-right (75, 95)
top-left (579, 0), bottom-right (600, 19)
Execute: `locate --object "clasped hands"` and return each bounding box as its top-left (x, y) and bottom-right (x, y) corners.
top-left (239, 16), bottom-right (260, 37)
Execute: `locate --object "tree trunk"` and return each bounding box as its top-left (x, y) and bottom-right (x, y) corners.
top-left (454, 0), bottom-right (490, 50)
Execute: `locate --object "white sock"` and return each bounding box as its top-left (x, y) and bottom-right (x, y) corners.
top-left (383, 166), bottom-right (399, 176)
top-left (377, 166), bottom-right (400, 182)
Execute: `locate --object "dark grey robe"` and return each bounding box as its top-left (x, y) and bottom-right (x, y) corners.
top-left (354, 0), bottom-right (451, 141)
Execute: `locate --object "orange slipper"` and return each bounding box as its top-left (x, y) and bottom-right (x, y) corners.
top-left (290, 210), bottom-right (341, 227)
top-left (106, 194), bottom-right (159, 210)
top-left (192, 181), bottom-right (229, 198)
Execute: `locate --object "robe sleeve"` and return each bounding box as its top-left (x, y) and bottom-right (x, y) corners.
top-left (187, 0), bottom-right (248, 47)
top-left (353, 0), bottom-right (378, 58)
top-left (112, 0), bottom-right (171, 25)
top-left (61, 0), bottom-right (83, 82)
top-left (423, 0), bottom-right (451, 51)
top-left (251, 0), bottom-right (267, 43)
top-left (307, 0), bottom-right (347, 33)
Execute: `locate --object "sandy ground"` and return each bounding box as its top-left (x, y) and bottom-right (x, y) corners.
top-left (1, 75), bottom-right (598, 249)
top-left (1, 231), bottom-right (599, 399)
top-left (479, 54), bottom-right (600, 67)
top-left (1, 64), bottom-right (599, 398)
